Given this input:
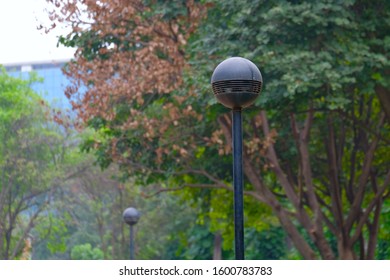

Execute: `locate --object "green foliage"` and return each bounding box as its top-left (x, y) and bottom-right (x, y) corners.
top-left (34, 214), bottom-right (70, 254)
top-left (0, 67), bottom-right (92, 260)
top-left (0, 67), bottom-right (62, 259)
top-left (188, 0), bottom-right (390, 259)
top-left (50, 0), bottom-right (390, 259)
top-left (70, 243), bottom-right (104, 260)
top-left (377, 199), bottom-right (390, 259)
top-left (192, 0), bottom-right (390, 114)
top-left (245, 227), bottom-right (288, 260)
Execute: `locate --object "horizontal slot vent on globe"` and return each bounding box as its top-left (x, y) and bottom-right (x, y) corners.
top-left (212, 80), bottom-right (262, 95)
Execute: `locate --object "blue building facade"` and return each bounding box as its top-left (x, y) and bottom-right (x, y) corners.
top-left (4, 60), bottom-right (72, 109)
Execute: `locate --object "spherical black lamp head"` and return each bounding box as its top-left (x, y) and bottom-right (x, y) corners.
top-left (123, 207), bottom-right (141, 226)
top-left (211, 57), bottom-right (262, 109)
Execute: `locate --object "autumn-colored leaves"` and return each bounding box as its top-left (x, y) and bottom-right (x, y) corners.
top-left (45, 0), bottom-right (209, 167)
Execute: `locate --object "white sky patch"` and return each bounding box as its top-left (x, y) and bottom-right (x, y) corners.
top-left (0, 0), bottom-right (75, 65)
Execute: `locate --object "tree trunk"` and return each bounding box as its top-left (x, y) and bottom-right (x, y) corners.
top-left (338, 239), bottom-right (355, 260)
top-left (213, 232), bottom-right (222, 260)
top-left (375, 84), bottom-right (390, 124)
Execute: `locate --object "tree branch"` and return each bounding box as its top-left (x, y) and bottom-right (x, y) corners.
top-left (345, 114), bottom-right (385, 233)
top-left (375, 83), bottom-right (390, 124)
top-left (143, 183), bottom-right (266, 203)
top-left (261, 111), bottom-right (301, 210)
top-left (217, 111), bottom-right (317, 259)
top-left (350, 170), bottom-right (390, 244)
top-left (298, 107), bottom-right (334, 259)
top-left (325, 113), bottom-right (344, 232)
top-left (10, 200), bottom-right (48, 259)
top-left (290, 113), bottom-right (304, 207)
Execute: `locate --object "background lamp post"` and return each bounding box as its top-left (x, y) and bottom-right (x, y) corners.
top-left (211, 57), bottom-right (262, 260)
top-left (123, 207), bottom-right (141, 260)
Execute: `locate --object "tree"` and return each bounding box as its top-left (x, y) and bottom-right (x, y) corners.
top-left (192, 0), bottom-right (390, 259)
top-left (0, 67), bottom-right (93, 259)
top-left (47, 0), bottom-right (390, 259)
top-left (70, 243), bottom-right (104, 260)
top-left (0, 68), bottom-right (64, 259)
top-left (32, 160), bottom-right (226, 260)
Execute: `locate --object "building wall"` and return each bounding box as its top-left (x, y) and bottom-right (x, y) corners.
top-left (4, 60), bottom-right (72, 109)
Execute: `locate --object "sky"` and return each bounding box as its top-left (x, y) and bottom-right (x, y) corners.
top-left (0, 0), bottom-right (75, 65)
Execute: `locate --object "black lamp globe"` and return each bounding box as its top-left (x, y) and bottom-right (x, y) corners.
top-left (211, 57), bottom-right (262, 109)
top-left (123, 207), bottom-right (141, 226)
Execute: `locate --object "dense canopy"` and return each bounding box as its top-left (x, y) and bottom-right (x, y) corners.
top-left (41, 0), bottom-right (390, 259)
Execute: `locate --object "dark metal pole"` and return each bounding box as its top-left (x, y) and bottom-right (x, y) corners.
top-left (129, 225), bottom-right (135, 260)
top-left (211, 57), bottom-right (262, 260)
top-left (232, 108), bottom-right (244, 260)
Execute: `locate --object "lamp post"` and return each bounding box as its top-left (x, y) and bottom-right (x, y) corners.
top-left (123, 207), bottom-right (141, 260)
top-left (211, 57), bottom-right (262, 260)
